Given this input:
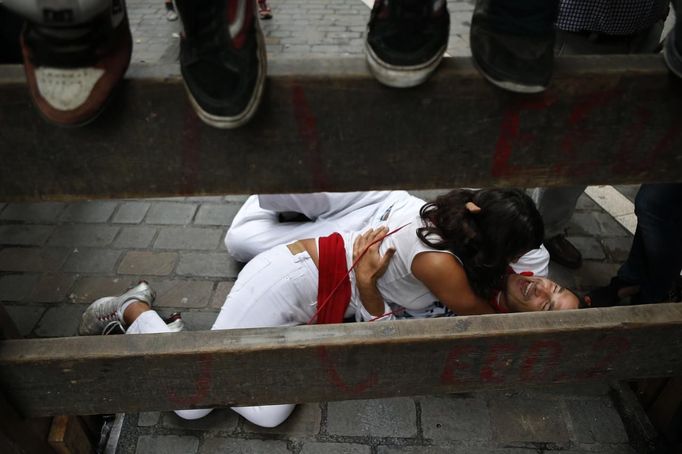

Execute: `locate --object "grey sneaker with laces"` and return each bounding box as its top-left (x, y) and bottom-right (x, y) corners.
top-left (78, 281), bottom-right (156, 335)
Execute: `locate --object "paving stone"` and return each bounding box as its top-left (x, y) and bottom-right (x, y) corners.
top-left (210, 281), bottom-right (233, 309)
top-left (575, 193), bottom-right (600, 211)
top-left (154, 227), bottom-right (223, 250)
top-left (198, 438), bottom-right (289, 454)
top-left (602, 237), bottom-right (634, 263)
top-left (59, 201), bottom-right (118, 223)
top-left (301, 442), bottom-right (370, 454)
top-left (223, 195), bottom-right (249, 203)
top-left (34, 304), bottom-right (87, 337)
top-left (566, 399), bottom-right (629, 443)
top-left (149, 279), bottom-right (214, 308)
top-left (327, 398), bottom-right (417, 438)
top-left (177, 310), bottom-right (219, 331)
top-left (0, 274), bottom-right (40, 301)
top-left (567, 236), bottom-right (606, 261)
top-left (136, 435), bottom-right (199, 454)
top-left (63, 249), bottom-right (122, 273)
top-left (146, 202), bottom-right (198, 225)
top-left (160, 409), bottom-right (238, 431)
top-left (113, 202), bottom-right (152, 224)
top-left (48, 225), bottom-right (120, 247)
top-left (488, 394), bottom-right (570, 443)
top-left (185, 196), bottom-right (225, 203)
top-left (118, 251), bottom-right (177, 276)
top-left (69, 276), bottom-right (142, 304)
top-left (0, 247), bottom-right (70, 272)
top-left (114, 226), bottom-right (158, 248)
top-left (378, 447), bottom-right (537, 454)
top-left (30, 273), bottom-right (78, 303)
top-left (245, 403), bottom-right (322, 436)
top-left (2, 304), bottom-right (46, 337)
top-left (420, 395), bottom-right (491, 441)
top-left (138, 412), bottom-right (161, 427)
top-left (176, 252), bottom-right (239, 278)
top-left (0, 202), bottom-right (66, 222)
top-left (567, 212), bottom-right (631, 238)
top-left (572, 262), bottom-right (622, 291)
top-left (0, 225), bottom-right (54, 245)
top-left (194, 203), bottom-right (242, 226)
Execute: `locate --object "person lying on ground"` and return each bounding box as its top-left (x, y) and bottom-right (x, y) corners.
top-left (78, 188), bottom-right (580, 428)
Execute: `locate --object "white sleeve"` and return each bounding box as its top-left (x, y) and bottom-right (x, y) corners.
top-left (510, 244), bottom-right (549, 277)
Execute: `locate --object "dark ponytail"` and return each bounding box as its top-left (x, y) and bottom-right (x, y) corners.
top-left (417, 188), bottom-right (543, 298)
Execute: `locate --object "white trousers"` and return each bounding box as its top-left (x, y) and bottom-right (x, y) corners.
top-left (127, 244), bottom-right (325, 428)
top-left (226, 191), bottom-right (550, 277)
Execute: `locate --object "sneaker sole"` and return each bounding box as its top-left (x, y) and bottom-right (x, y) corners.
top-left (365, 38), bottom-right (446, 88)
top-left (471, 54), bottom-right (547, 94)
top-left (664, 36), bottom-right (682, 79)
top-left (183, 17), bottom-right (267, 129)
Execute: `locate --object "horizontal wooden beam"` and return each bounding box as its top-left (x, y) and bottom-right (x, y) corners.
top-left (1, 304), bottom-right (681, 417)
top-left (1, 55), bottom-right (682, 201)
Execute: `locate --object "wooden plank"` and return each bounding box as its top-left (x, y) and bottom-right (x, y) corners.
top-left (1, 55), bottom-right (682, 201)
top-left (48, 416), bottom-right (93, 454)
top-left (0, 304), bottom-right (681, 417)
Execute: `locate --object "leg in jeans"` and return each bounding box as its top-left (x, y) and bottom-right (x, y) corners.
top-left (617, 184), bottom-right (682, 304)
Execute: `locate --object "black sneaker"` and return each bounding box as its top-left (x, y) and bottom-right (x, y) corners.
top-left (4, 0), bottom-right (132, 126)
top-left (470, 0), bottom-right (557, 93)
top-left (174, 0), bottom-right (266, 129)
top-left (664, 0), bottom-right (682, 78)
top-left (365, 0), bottom-right (450, 88)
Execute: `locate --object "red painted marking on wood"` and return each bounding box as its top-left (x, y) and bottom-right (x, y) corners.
top-left (316, 346), bottom-right (378, 396)
top-left (491, 95), bottom-right (556, 177)
top-left (577, 335), bottom-right (631, 379)
top-left (168, 353), bottom-right (213, 407)
top-left (292, 84), bottom-right (329, 190)
top-left (559, 91), bottom-right (620, 156)
top-left (480, 343), bottom-right (518, 383)
top-left (440, 345), bottom-right (477, 385)
top-left (520, 340), bottom-right (563, 382)
top-left (180, 108), bottom-right (202, 195)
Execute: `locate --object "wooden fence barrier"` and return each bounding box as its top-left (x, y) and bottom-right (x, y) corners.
top-left (1, 56), bottom-right (682, 201)
top-left (1, 56), bottom-right (682, 452)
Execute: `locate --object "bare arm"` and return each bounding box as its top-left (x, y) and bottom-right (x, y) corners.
top-left (353, 227), bottom-right (396, 317)
top-left (411, 252), bottom-right (496, 315)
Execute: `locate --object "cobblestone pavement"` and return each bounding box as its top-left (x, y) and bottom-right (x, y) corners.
top-left (0, 0), bottom-right (648, 453)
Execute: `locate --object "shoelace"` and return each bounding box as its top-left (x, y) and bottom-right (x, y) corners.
top-left (102, 320), bottom-right (125, 335)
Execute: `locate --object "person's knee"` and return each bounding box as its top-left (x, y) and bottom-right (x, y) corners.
top-left (224, 223), bottom-right (257, 262)
top-left (231, 404), bottom-right (295, 428)
top-left (174, 408), bottom-right (213, 420)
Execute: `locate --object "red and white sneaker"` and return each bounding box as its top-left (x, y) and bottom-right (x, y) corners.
top-left (3, 0), bottom-right (132, 127)
top-left (175, 0), bottom-right (267, 129)
top-left (258, 0), bottom-right (272, 20)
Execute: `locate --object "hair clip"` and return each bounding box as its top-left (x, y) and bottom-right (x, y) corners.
top-left (465, 202), bottom-right (482, 213)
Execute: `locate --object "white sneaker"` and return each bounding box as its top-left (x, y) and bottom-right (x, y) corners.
top-left (78, 282), bottom-right (156, 335)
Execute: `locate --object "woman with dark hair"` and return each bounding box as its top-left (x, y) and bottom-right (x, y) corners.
top-left (77, 188), bottom-right (557, 428)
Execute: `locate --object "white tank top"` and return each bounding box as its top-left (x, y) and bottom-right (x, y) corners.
top-left (339, 194), bottom-right (460, 320)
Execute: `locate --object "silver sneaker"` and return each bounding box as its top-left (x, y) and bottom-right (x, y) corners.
top-left (78, 282), bottom-right (156, 335)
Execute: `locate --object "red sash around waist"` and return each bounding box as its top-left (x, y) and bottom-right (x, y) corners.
top-left (315, 232), bottom-right (351, 324)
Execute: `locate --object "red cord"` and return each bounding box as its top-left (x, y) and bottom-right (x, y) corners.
top-left (307, 223), bottom-right (411, 325)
